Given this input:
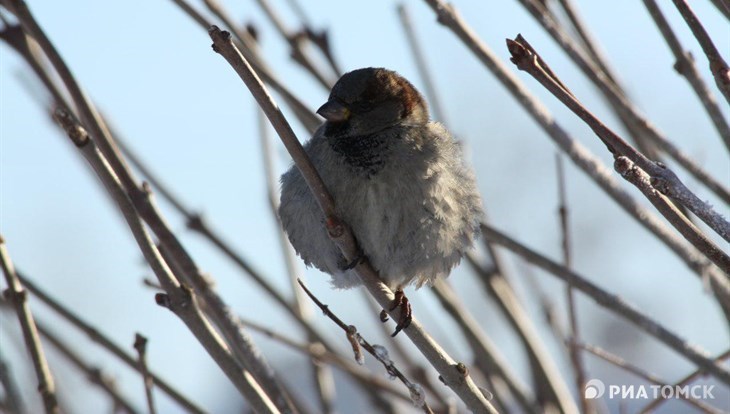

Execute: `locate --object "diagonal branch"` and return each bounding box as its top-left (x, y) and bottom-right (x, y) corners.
top-left (0, 237), bottom-right (59, 414)
top-left (506, 36), bottom-right (730, 268)
top-left (642, 0), bottom-right (730, 152)
top-left (671, 0), bottom-right (730, 105)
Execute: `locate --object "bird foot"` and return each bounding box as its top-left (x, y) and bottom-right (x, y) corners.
top-left (379, 288), bottom-right (412, 337)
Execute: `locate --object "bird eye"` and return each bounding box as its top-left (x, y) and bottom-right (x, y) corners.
top-left (353, 101), bottom-right (374, 112)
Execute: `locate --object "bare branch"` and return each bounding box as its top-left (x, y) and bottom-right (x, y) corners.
top-left (0, 236), bottom-right (59, 414)
top-left (481, 223), bottom-right (730, 385)
top-left (642, 0), bottom-right (730, 151)
top-left (239, 317), bottom-right (415, 406)
top-left (168, 0), bottom-right (321, 133)
top-left (397, 4), bottom-right (447, 123)
top-left (671, 0), bottom-right (730, 104)
top-left (0, 353), bottom-right (25, 414)
top-left (579, 342), bottom-right (725, 414)
top-left (133, 334), bottom-right (157, 414)
top-left (251, 0), bottom-right (336, 89)
top-left (555, 155), bottom-right (588, 414)
top-left (431, 277), bottom-right (540, 413)
top-left (208, 25), bottom-right (497, 413)
top-left (638, 349), bottom-right (730, 413)
top-left (506, 36), bottom-right (730, 266)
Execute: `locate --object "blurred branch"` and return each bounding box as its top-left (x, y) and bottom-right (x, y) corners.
top-left (642, 0), bottom-right (730, 152)
top-left (431, 278), bottom-right (539, 413)
top-left (556, 155), bottom-right (589, 414)
top-left (463, 254), bottom-right (577, 413)
top-left (506, 35), bottom-right (730, 267)
top-left (638, 349), bottom-right (730, 413)
top-left (670, 0), bottom-right (730, 105)
top-left (16, 271), bottom-right (205, 413)
top-left (517, 0), bottom-right (661, 160)
top-left (397, 4), bottom-right (447, 123)
top-left (481, 223), bottom-right (730, 385)
top-left (207, 25), bottom-right (497, 413)
top-left (133, 334), bottom-right (157, 414)
top-left (0, 236), bottom-right (59, 414)
top-left (4, 304), bottom-right (142, 414)
top-left (553, 0), bottom-right (619, 87)
top-left (0, 353), bottom-right (25, 414)
top-left (709, 0), bottom-right (730, 19)
top-left (419, 0), bottom-right (728, 316)
top-left (579, 342), bottom-right (725, 414)
top-left (251, 0), bottom-right (336, 88)
top-left (168, 0), bottom-right (321, 133)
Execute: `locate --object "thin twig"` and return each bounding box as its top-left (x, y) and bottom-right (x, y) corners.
top-left (554, 0), bottom-right (619, 88)
top-left (642, 0), bottom-right (730, 152)
top-left (556, 155), bottom-right (588, 414)
top-left (251, 0), bottom-right (336, 89)
top-left (481, 223), bottom-right (730, 385)
top-left (239, 316), bottom-right (414, 406)
top-left (579, 342), bottom-right (725, 414)
top-left (168, 0), bottom-right (321, 133)
top-left (507, 36), bottom-right (730, 267)
top-left (133, 334), bottom-right (157, 414)
top-left (671, 0), bottom-right (730, 105)
top-left (208, 25), bottom-right (497, 413)
top-left (297, 280), bottom-right (434, 413)
top-left (397, 4), bottom-right (447, 123)
top-left (638, 349), bottom-right (730, 413)
top-left (359, 293), bottom-right (444, 413)
top-left (0, 236), bottom-right (59, 414)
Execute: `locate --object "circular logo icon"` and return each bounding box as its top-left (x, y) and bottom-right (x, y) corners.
top-left (585, 379), bottom-right (605, 399)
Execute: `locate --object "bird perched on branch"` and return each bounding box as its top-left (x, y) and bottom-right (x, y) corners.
top-left (279, 67), bottom-right (484, 335)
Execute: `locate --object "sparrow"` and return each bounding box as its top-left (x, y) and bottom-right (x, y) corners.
top-left (279, 67), bottom-right (484, 335)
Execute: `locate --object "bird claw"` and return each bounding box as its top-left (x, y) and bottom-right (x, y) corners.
top-left (381, 288), bottom-right (412, 337)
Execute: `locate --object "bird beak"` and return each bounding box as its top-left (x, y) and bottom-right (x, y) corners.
top-left (317, 100), bottom-right (350, 122)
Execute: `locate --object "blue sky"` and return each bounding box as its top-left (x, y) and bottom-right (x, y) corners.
top-left (1, 0), bottom-right (729, 412)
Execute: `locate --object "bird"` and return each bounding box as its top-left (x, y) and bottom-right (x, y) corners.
top-left (279, 67), bottom-right (484, 335)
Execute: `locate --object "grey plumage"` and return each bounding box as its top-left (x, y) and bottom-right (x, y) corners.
top-left (279, 68), bottom-right (484, 290)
